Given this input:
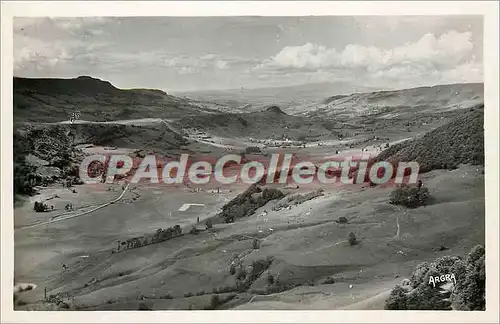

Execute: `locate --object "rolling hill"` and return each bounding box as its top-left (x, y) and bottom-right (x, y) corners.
top-left (297, 83), bottom-right (484, 119)
top-left (13, 76), bottom-right (227, 124)
top-left (174, 82), bottom-right (386, 113)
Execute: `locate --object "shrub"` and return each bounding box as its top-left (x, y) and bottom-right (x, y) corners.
top-left (252, 238), bottom-right (260, 249)
top-left (138, 302), bottom-right (151, 310)
top-left (386, 245), bottom-right (486, 310)
top-left (247, 259), bottom-right (273, 283)
top-left (389, 184), bottom-right (430, 208)
top-left (262, 188), bottom-right (285, 201)
top-left (245, 146), bottom-right (262, 154)
top-left (189, 226), bottom-right (199, 235)
top-left (384, 285), bottom-right (408, 310)
top-left (229, 264), bottom-right (236, 275)
top-left (236, 280), bottom-right (249, 292)
top-left (410, 262), bottom-right (431, 288)
top-left (205, 219), bottom-right (213, 229)
top-left (451, 245), bottom-right (486, 310)
top-left (323, 277), bottom-right (335, 285)
top-left (34, 201), bottom-right (48, 212)
top-left (220, 184), bottom-right (284, 223)
top-left (236, 267), bottom-right (247, 281)
top-left (297, 135), bottom-right (307, 142)
top-left (406, 280), bottom-right (452, 310)
top-left (267, 273), bottom-right (275, 285)
top-left (348, 232), bottom-right (357, 246)
top-left (210, 295), bottom-right (220, 310)
top-left (17, 299), bottom-right (28, 306)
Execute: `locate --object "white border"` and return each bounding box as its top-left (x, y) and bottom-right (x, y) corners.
top-left (1, 1), bottom-right (499, 323)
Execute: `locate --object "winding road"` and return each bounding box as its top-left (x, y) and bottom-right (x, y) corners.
top-left (16, 184), bottom-right (130, 231)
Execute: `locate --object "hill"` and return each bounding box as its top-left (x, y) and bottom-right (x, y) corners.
top-left (373, 105), bottom-right (484, 173)
top-left (173, 104), bottom-right (339, 141)
top-left (13, 76), bottom-right (226, 124)
top-left (300, 83), bottom-right (484, 119)
top-left (174, 82), bottom-right (385, 113)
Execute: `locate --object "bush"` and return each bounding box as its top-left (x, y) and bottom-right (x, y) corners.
top-left (410, 262), bottom-right (431, 288)
top-left (406, 281), bottom-right (452, 310)
top-left (267, 273), bottom-right (275, 285)
top-left (252, 238), bottom-right (260, 249)
top-left (262, 188), bottom-right (285, 201)
top-left (384, 285), bottom-right (408, 310)
top-left (247, 259), bottom-right (273, 283)
top-left (386, 245), bottom-right (486, 310)
top-left (189, 226), bottom-right (199, 235)
top-left (229, 264), bottom-right (236, 275)
top-left (138, 302), bottom-right (151, 310)
top-left (236, 267), bottom-right (247, 280)
top-left (17, 299), bottom-right (28, 306)
top-left (451, 245), bottom-right (486, 310)
top-left (245, 146), bottom-right (262, 154)
top-left (34, 201), bottom-right (48, 212)
top-left (210, 295), bottom-right (220, 310)
top-left (205, 219), bottom-right (213, 229)
top-left (348, 232), bottom-right (357, 246)
top-left (323, 277), bottom-right (335, 285)
top-left (389, 184), bottom-right (430, 208)
top-left (220, 185), bottom-right (284, 223)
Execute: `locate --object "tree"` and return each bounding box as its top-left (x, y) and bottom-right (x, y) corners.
top-left (389, 184), bottom-right (431, 208)
top-left (210, 295), bottom-right (220, 310)
top-left (267, 273), bottom-right (275, 285)
top-left (386, 245), bottom-right (486, 311)
top-left (384, 285), bottom-right (408, 310)
top-left (252, 237), bottom-right (260, 249)
top-left (451, 245), bottom-right (486, 310)
top-left (348, 232), bottom-right (357, 246)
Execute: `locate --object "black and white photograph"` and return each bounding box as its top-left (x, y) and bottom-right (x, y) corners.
top-left (2, 1), bottom-right (499, 323)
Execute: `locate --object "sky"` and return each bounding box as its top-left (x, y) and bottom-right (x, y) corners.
top-left (14, 16), bottom-right (483, 92)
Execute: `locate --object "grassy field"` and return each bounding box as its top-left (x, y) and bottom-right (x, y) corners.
top-left (13, 78), bottom-right (485, 311)
top-left (14, 162), bottom-right (484, 310)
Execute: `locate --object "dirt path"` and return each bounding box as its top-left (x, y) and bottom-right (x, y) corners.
top-left (16, 184), bottom-right (130, 231)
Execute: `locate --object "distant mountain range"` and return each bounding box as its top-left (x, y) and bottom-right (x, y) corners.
top-left (14, 76), bottom-right (483, 125)
top-left (173, 81), bottom-right (389, 113)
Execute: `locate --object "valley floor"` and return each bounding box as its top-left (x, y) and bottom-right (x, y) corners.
top-left (14, 162), bottom-right (484, 310)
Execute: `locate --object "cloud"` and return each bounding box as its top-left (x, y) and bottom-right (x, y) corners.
top-left (14, 32), bottom-right (110, 73)
top-left (15, 17), bottom-right (118, 33)
top-left (160, 53), bottom-right (231, 74)
top-left (256, 31), bottom-right (482, 85)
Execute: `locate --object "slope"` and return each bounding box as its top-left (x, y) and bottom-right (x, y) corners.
top-left (13, 76), bottom-right (226, 124)
top-left (372, 105), bottom-right (484, 173)
top-left (301, 83), bottom-right (484, 119)
top-left (173, 105), bottom-right (339, 141)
